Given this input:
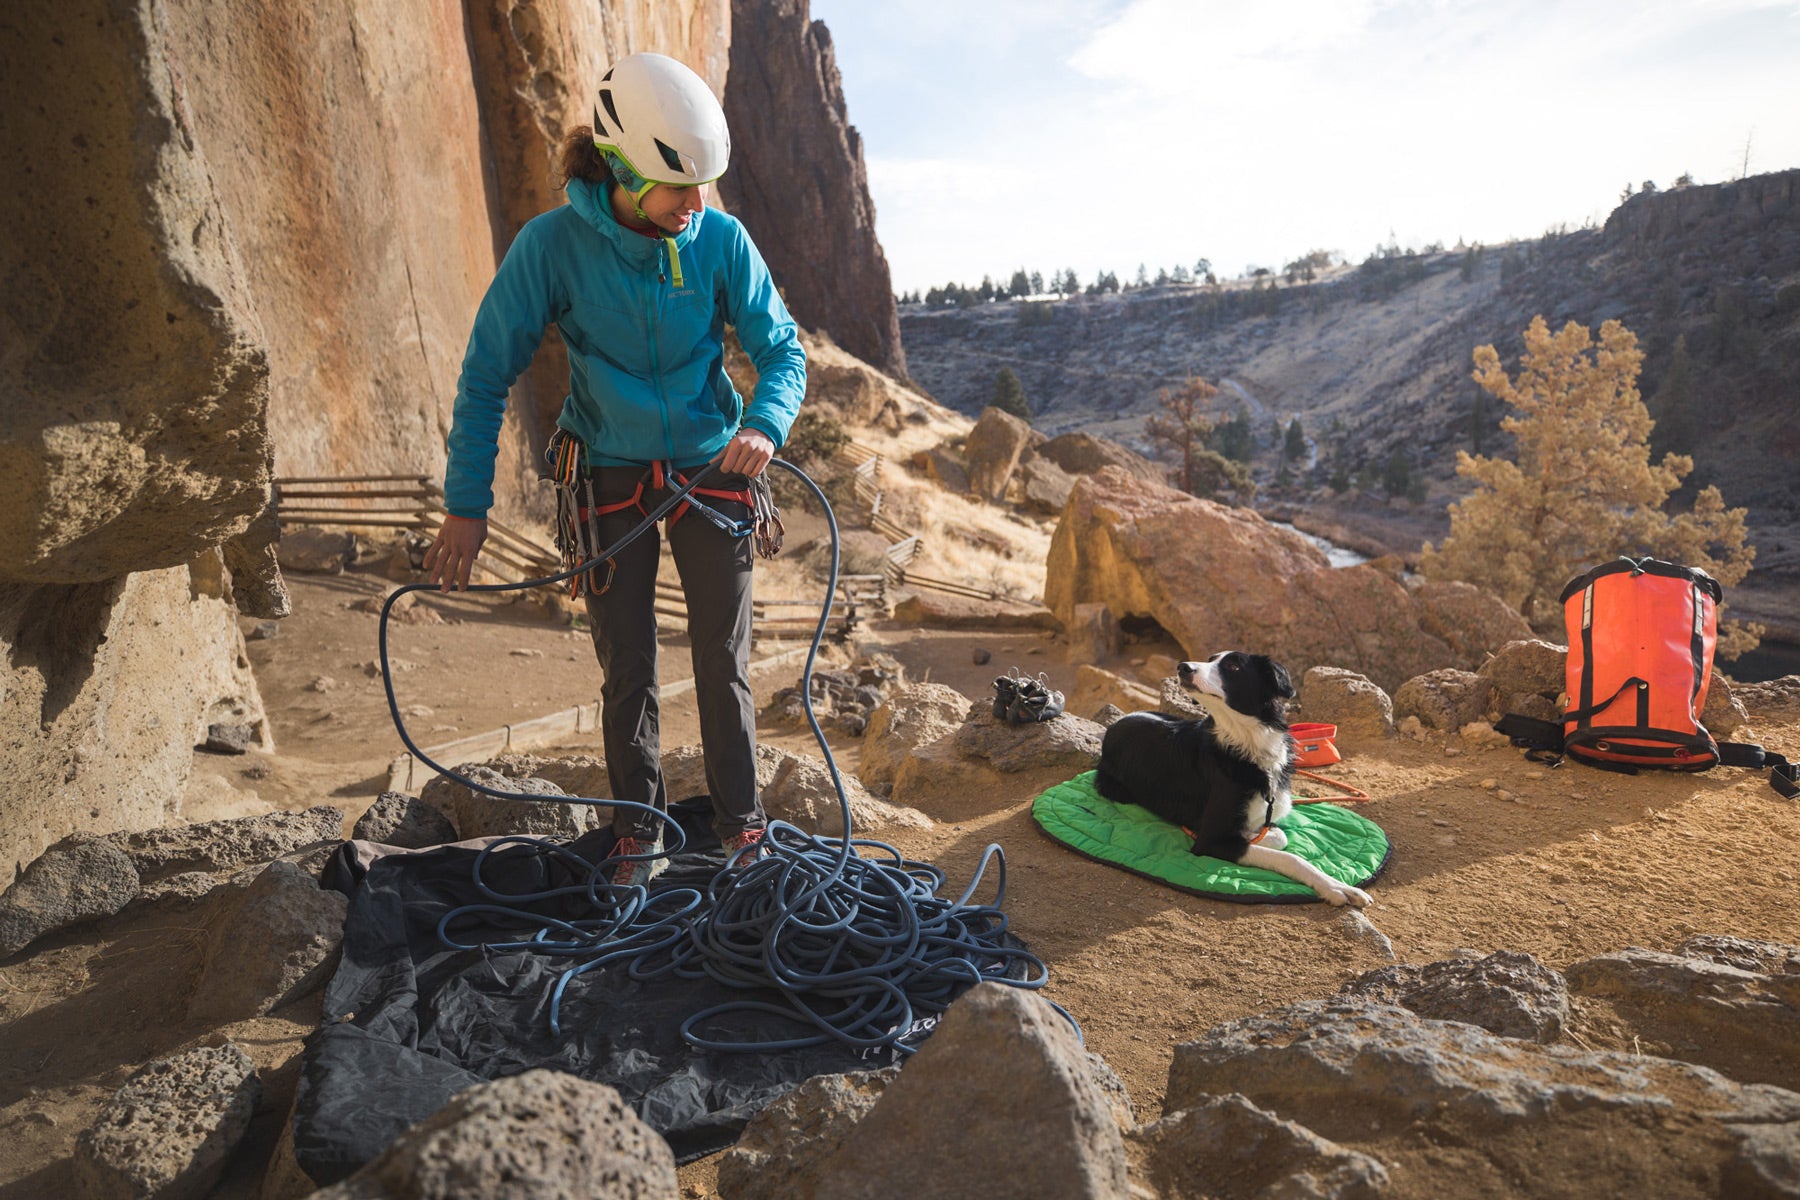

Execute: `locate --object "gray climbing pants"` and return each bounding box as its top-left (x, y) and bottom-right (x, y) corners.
top-left (581, 465), bottom-right (763, 842)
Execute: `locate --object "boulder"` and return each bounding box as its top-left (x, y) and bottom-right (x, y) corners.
top-left (1702, 668), bottom-right (1751, 737)
top-left (1012, 455), bottom-right (1077, 516)
top-left (200, 723), bottom-right (258, 755)
top-left (1, 566), bottom-right (275, 893)
top-left (479, 753), bottom-right (612, 806)
top-left (1167, 999), bottom-right (1800, 1198)
top-left (1337, 951), bottom-right (1570, 1042)
top-left (1735, 675), bottom-right (1800, 723)
top-left (718, 1068), bottom-right (901, 1200)
top-left (892, 703), bottom-right (1103, 818)
top-left (912, 446), bottom-right (970, 494)
top-left (420, 767), bottom-right (601, 841)
top-left (72, 1044), bottom-right (261, 1200)
top-left (308, 1069), bottom-right (677, 1200)
top-left (1565, 943), bottom-right (1800, 1089)
top-left (1047, 469), bottom-right (1526, 692)
top-left (732, 983), bottom-right (1129, 1200)
top-left (763, 751), bottom-right (930, 833)
top-left (115, 806), bottom-right (344, 886)
top-left (1298, 667), bottom-right (1396, 744)
top-left (1127, 1094), bottom-right (1389, 1200)
top-left (1677, 934), bottom-right (1800, 976)
top-left (860, 683), bottom-right (973, 791)
top-left (1410, 579), bottom-right (1534, 667)
top-left (1092, 703), bottom-right (1126, 727)
top-left (1035, 432), bottom-right (1165, 483)
top-left (187, 860), bottom-right (348, 1021)
top-left (277, 529), bottom-right (355, 574)
top-left (0, 834), bottom-right (140, 959)
top-left (1393, 668), bottom-right (1494, 731)
top-left (352, 792), bottom-right (459, 849)
top-left (1477, 639), bottom-right (1567, 702)
top-left (964, 407), bottom-right (1035, 501)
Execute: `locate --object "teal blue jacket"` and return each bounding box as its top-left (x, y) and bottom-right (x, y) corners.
top-left (444, 176), bottom-right (806, 517)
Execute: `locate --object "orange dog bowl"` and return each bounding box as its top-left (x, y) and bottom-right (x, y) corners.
top-left (1290, 722), bottom-right (1342, 768)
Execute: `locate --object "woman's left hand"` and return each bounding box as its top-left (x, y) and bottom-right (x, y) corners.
top-left (713, 429), bottom-right (776, 478)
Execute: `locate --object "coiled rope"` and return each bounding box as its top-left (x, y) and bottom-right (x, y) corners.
top-left (380, 459), bottom-right (1072, 1053)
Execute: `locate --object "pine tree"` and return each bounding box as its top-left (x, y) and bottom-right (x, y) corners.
top-left (1419, 317), bottom-right (1758, 654)
top-left (1144, 377), bottom-right (1252, 503)
top-left (1283, 418), bottom-right (1307, 466)
top-left (992, 367), bottom-right (1031, 422)
top-left (1009, 269), bottom-right (1031, 299)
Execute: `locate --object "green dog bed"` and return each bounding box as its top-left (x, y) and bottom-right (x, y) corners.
top-left (1031, 771), bottom-right (1391, 903)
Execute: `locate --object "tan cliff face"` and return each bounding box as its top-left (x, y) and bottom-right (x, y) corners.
top-left (0, 0), bottom-right (737, 880)
top-left (152, 0), bottom-right (728, 524)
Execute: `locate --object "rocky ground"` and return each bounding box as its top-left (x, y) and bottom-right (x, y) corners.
top-left (3, 563), bottom-right (1800, 1198)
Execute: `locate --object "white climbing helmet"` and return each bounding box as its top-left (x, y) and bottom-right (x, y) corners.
top-left (591, 53), bottom-right (730, 186)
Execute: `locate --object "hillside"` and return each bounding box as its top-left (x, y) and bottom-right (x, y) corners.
top-left (899, 170), bottom-right (1800, 641)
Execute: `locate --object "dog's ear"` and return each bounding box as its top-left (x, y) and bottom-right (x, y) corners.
top-left (1270, 660), bottom-right (1295, 699)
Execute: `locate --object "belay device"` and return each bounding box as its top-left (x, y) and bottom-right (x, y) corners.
top-left (1497, 556), bottom-right (1797, 798)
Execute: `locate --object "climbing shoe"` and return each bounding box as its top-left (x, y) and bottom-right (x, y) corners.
top-left (722, 826), bottom-right (767, 863)
top-left (1007, 674), bottom-right (1066, 724)
top-left (992, 671), bottom-right (1021, 719)
top-left (608, 836), bottom-right (668, 888)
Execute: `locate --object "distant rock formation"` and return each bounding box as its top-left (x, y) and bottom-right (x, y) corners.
top-left (718, 0), bottom-right (908, 380)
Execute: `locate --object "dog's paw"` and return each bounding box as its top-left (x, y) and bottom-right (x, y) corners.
top-left (1257, 826), bottom-right (1288, 851)
top-left (1318, 881), bottom-right (1371, 908)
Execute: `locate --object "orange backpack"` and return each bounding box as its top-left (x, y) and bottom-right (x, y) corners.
top-left (1497, 557), bottom-right (1796, 798)
top-left (1561, 557), bottom-right (1722, 770)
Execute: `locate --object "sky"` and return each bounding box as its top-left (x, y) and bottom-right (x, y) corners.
top-left (805, 0), bottom-right (1800, 295)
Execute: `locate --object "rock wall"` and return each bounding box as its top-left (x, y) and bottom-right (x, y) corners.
top-left (0, 0), bottom-right (272, 584)
top-left (1, 1), bottom-right (279, 884)
top-left (0, 0), bottom-right (733, 881)
top-left (718, 0), bottom-right (907, 381)
top-left (154, 0), bottom-right (727, 521)
top-left (0, 560), bottom-right (268, 889)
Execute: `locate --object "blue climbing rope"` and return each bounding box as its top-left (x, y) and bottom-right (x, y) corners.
top-left (379, 459), bottom-right (1076, 1053)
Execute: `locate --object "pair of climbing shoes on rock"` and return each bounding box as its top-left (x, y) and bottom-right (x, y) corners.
top-left (992, 670), bottom-right (1065, 724)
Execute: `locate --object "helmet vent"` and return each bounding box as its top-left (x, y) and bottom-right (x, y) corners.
top-left (654, 138), bottom-right (685, 175)
top-left (591, 105), bottom-right (607, 137)
top-left (602, 67), bottom-right (614, 82)
top-left (600, 89), bottom-right (622, 131)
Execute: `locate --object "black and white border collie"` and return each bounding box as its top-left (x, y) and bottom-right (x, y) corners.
top-left (1095, 651), bottom-right (1371, 908)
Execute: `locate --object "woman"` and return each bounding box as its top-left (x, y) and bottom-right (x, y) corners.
top-left (424, 53), bottom-right (807, 885)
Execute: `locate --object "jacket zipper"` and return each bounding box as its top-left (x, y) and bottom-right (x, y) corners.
top-left (647, 256), bottom-right (674, 461)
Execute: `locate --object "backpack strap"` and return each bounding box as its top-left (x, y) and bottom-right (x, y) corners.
top-left (1718, 741), bottom-right (1800, 800)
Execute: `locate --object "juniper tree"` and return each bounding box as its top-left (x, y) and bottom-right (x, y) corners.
top-left (1419, 317), bottom-right (1758, 655)
top-left (992, 367), bottom-right (1031, 422)
top-left (1145, 377), bottom-right (1253, 503)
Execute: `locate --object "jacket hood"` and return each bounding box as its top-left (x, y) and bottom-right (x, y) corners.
top-left (566, 176), bottom-right (702, 255)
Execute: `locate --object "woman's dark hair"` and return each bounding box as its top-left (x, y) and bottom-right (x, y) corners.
top-left (557, 126), bottom-right (608, 189)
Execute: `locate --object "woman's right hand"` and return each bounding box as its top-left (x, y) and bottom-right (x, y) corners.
top-left (423, 515), bottom-right (489, 591)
